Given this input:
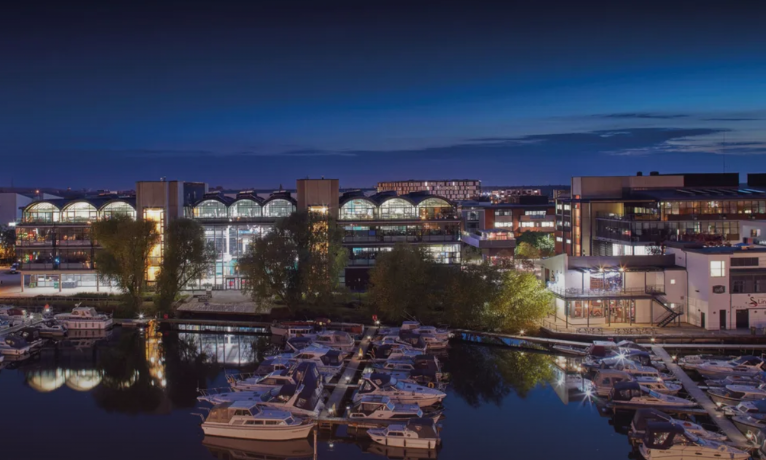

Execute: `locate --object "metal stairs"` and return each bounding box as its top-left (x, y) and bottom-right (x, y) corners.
top-left (653, 295), bottom-right (683, 327)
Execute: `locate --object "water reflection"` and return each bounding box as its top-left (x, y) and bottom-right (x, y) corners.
top-left (444, 345), bottom-right (555, 406)
top-left (202, 436), bottom-right (313, 460)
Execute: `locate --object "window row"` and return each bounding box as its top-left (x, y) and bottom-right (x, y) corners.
top-left (731, 273), bottom-right (766, 293)
top-left (339, 198), bottom-right (455, 220)
top-left (23, 202), bottom-right (136, 223)
top-left (192, 199), bottom-right (295, 219)
top-left (661, 200), bottom-right (766, 216)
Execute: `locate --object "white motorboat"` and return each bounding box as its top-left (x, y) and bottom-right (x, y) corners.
top-left (269, 322), bottom-right (314, 338)
top-left (637, 422), bottom-right (748, 460)
top-left (630, 409), bottom-right (728, 443)
top-left (678, 354), bottom-right (736, 370)
top-left (0, 306), bottom-right (29, 323)
top-left (401, 322), bottom-right (451, 341)
top-left (312, 331), bottom-right (356, 354)
top-left (200, 363), bottom-right (326, 418)
top-left (419, 334), bottom-right (449, 351)
top-left (348, 395), bottom-right (426, 421)
top-left (254, 356), bottom-right (294, 376)
top-left (609, 381), bottom-right (697, 410)
top-left (695, 356), bottom-right (764, 379)
top-left (723, 398), bottom-right (766, 417)
top-left (708, 385), bottom-right (766, 406)
top-left (613, 360), bottom-right (676, 382)
top-left (562, 374), bottom-right (595, 393)
top-left (228, 362), bottom-right (323, 393)
top-left (704, 373), bottom-right (766, 388)
top-left (635, 376), bottom-right (682, 396)
top-left (199, 401), bottom-right (314, 441)
top-left (0, 335), bottom-right (32, 356)
top-left (54, 306), bottom-right (112, 330)
top-left (732, 413), bottom-right (766, 439)
top-left (289, 346), bottom-right (344, 379)
top-left (366, 418), bottom-right (441, 449)
top-left (354, 374), bottom-right (446, 407)
top-left (284, 336), bottom-right (314, 354)
top-left (36, 320), bottom-right (68, 338)
top-left (370, 344), bottom-right (423, 361)
top-left (592, 369), bottom-right (635, 397)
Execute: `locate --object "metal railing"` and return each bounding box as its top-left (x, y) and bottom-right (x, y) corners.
top-left (546, 284), bottom-right (664, 298)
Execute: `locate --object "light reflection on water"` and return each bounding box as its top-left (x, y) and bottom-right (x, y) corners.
top-left (0, 328), bottom-right (634, 460)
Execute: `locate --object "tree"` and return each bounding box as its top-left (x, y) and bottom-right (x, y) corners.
top-left (154, 218), bottom-right (213, 313)
top-left (516, 231), bottom-right (554, 257)
top-left (367, 244), bottom-right (441, 321)
top-left (485, 270), bottom-right (553, 333)
top-left (240, 210), bottom-right (347, 310)
top-left (92, 215), bottom-right (159, 313)
top-left (0, 226), bottom-right (15, 263)
top-left (515, 241), bottom-right (541, 261)
top-left (442, 262), bottom-right (502, 329)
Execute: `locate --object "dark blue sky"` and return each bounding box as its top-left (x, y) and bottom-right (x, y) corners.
top-left (2, 1), bottom-right (765, 189)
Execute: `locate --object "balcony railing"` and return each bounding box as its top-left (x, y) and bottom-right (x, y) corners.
top-left (595, 212), bottom-right (659, 221)
top-left (343, 234), bottom-right (459, 244)
top-left (546, 284), bottom-right (665, 298)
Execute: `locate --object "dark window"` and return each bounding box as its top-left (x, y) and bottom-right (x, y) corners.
top-left (732, 258), bottom-right (759, 267)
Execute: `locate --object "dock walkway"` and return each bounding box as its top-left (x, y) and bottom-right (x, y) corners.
top-left (652, 345), bottom-right (750, 448)
top-left (318, 327), bottom-right (378, 426)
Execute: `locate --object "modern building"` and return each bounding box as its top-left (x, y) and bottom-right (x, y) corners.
top-left (16, 194), bottom-right (137, 291)
top-left (338, 190), bottom-right (462, 289)
top-left (0, 192), bottom-right (60, 227)
top-left (377, 179), bottom-right (481, 201)
top-left (541, 241), bottom-right (766, 331)
top-left (555, 172), bottom-right (766, 257)
top-left (461, 195), bottom-right (556, 234)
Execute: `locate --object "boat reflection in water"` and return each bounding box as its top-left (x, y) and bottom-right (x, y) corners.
top-left (202, 435), bottom-right (313, 460)
top-left (364, 443), bottom-right (439, 460)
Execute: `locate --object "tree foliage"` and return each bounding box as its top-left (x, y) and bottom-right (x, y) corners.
top-left (92, 215), bottom-right (159, 313)
top-left (516, 231), bottom-right (554, 258)
top-left (154, 218), bottom-right (213, 313)
top-left (0, 226), bottom-right (15, 263)
top-left (514, 241), bottom-right (541, 260)
top-left (367, 244), bottom-right (442, 321)
top-left (484, 270), bottom-right (554, 333)
top-left (240, 210), bottom-right (347, 309)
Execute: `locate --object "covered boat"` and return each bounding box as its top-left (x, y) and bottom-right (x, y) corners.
top-left (629, 409), bottom-right (727, 442)
top-left (637, 421), bottom-right (748, 460)
top-left (366, 418), bottom-right (441, 449)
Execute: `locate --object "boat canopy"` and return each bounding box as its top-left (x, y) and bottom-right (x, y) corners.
top-left (406, 418), bottom-right (438, 438)
top-left (733, 356), bottom-right (763, 366)
top-left (368, 373), bottom-right (394, 387)
top-left (643, 421), bottom-right (686, 449)
top-left (610, 381), bottom-right (643, 401)
top-left (632, 409), bottom-right (672, 432)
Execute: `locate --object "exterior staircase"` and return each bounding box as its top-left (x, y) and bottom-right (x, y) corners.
top-left (653, 295), bottom-right (683, 327)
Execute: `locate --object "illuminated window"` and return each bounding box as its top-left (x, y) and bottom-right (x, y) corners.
top-left (194, 200), bottom-right (228, 218)
top-left (670, 279), bottom-right (676, 285)
top-left (100, 201), bottom-right (136, 220)
top-left (340, 199), bottom-right (376, 220)
top-left (710, 261), bottom-right (725, 278)
top-left (61, 202), bottom-right (98, 223)
top-left (230, 200), bottom-right (261, 218)
top-left (380, 198), bottom-right (416, 219)
top-left (263, 199), bottom-right (295, 217)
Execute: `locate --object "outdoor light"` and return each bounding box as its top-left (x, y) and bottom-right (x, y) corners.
top-left (672, 355), bottom-right (677, 361)
top-left (139, 313), bottom-right (144, 319)
top-left (345, 376), bottom-right (350, 382)
top-left (618, 353), bottom-right (625, 360)
top-left (519, 330), bottom-right (525, 335)
top-left (650, 338), bottom-right (656, 342)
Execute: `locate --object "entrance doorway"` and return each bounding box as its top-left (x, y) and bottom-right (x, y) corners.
top-left (701, 312), bottom-right (706, 329)
top-left (736, 309), bottom-right (750, 329)
top-left (720, 310), bottom-right (727, 330)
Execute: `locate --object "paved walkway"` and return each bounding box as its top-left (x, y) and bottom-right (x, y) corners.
top-left (652, 346), bottom-right (750, 448)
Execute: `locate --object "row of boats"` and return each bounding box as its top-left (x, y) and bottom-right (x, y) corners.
top-left (0, 306), bottom-right (113, 358)
top-left (560, 340), bottom-right (757, 459)
top-left (194, 321), bottom-right (451, 450)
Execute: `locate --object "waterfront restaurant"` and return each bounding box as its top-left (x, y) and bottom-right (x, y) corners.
top-left (541, 254), bottom-right (687, 328)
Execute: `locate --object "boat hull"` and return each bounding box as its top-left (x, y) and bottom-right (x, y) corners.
top-left (639, 443), bottom-right (749, 460)
top-left (732, 416), bottom-right (765, 438)
top-left (368, 433), bottom-right (439, 449)
top-left (201, 422), bottom-right (314, 441)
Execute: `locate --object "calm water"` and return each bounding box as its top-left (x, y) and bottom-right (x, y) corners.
top-left (0, 328), bottom-right (635, 460)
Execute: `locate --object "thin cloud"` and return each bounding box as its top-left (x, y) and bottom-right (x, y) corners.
top-left (595, 112), bottom-right (689, 120)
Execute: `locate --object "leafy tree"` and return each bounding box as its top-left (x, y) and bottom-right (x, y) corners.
top-left (92, 215), bottom-right (159, 313)
top-left (516, 231), bottom-right (554, 257)
top-left (0, 226), bottom-right (15, 263)
top-left (442, 262), bottom-right (501, 329)
top-left (485, 270), bottom-right (554, 333)
top-left (154, 218), bottom-right (213, 313)
top-left (515, 241), bottom-right (541, 260)
top-left (367, 244), bottom-right (441, 321)
top-left (240, 210), bottom-right (347, 310)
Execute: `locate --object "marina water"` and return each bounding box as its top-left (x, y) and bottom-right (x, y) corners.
top-left (0, 328), bottom-right (634, 459)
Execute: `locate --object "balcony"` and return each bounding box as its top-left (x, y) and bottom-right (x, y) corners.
top-left (461, 230), bottom-right (516, 250)
top-left (547, 284), bottom-right (665, 298)
top-left (342, 234), bottom-right (459, 244)
top-left (596, 212), bottom-right (660, 221)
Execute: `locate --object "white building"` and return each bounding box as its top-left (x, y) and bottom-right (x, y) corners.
top-left (666, 244), bottom-right (766, 330)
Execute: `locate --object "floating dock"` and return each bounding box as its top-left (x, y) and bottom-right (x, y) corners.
top-left (318, 326), bottom-right (378, 429)
top-left (652, 345), bottom-right (751, 449)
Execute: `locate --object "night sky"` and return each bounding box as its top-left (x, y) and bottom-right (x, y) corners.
top-left (2, 1), bottom-right (765, 190)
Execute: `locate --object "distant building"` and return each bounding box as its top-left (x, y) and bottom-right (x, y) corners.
top-left (377, 179), bottom-right (480, 201)
top-left (556, 172), bottom-right (766, 257)
top-left (0, 192), bottom-right (61, 227)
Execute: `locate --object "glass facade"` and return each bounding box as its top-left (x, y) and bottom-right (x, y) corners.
top-left (100, 201), bottom-right (136, 220)
top-left (340, 199), bottom-right (376, 220)
top-left (379, 198), bottom-right (416, 219)
top-left (24, 202), bottom-right (60, 223)
top-left (416, 198), bottom-right (453, 220)
top-left (61, 202), bottom-right (98, 223)
top-left (194, 200), bottom-right (228, 219)
top-left (263, 199), bottom-right (295, 217)
top-left (195, 224), bottom-right (271, 290)
top-left (230, 199), bottom-right (262, 218)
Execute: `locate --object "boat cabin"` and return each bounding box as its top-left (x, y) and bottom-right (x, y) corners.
top-left (594, 369), bottom-right (634, 395)
top-left (641, 421), bottom-right (692, 450)
top-left (71, 307), bottom-right (100, 318)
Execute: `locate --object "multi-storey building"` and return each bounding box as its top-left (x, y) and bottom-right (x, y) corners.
top-left (339, 190), bottom-right (462, 289)
top-left (555, 172), bottom-right (766, 257)
top-left (377, 179), bottom-right (480, 201)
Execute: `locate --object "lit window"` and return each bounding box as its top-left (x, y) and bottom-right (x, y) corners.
top-left (670, 279), bottom-right (676, 285)
top-left (556, 237), bottom-right (563, 242)
top-left (541, 221), bottom-right (554, 227)
top-left (566, 239), bottom-right (571, 244)
top-left (710, 261), bottom-right (725, 278)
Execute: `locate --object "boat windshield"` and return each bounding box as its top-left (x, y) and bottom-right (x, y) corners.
top-left (386, 401), bottom-right (396, 411)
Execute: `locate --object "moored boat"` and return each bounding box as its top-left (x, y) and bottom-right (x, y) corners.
top-left (708, 384), bottom-right (766, 406)
top-left (637, 422), bottom-right (748, 460)
top-left (609, 381), bottom-right (697, 410)
top-left (199, 401), bottom-right (314, 441)
top-left (366, 418), bottom-right (441, 449)
top-left (629, 408), bottom-right (727, 443)
top-left (348, 395), bottom-right (427, 421)
top-left (354, 374), bottom-right (446, 407)
top-left (54, 306), bottom-right (112, 330)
